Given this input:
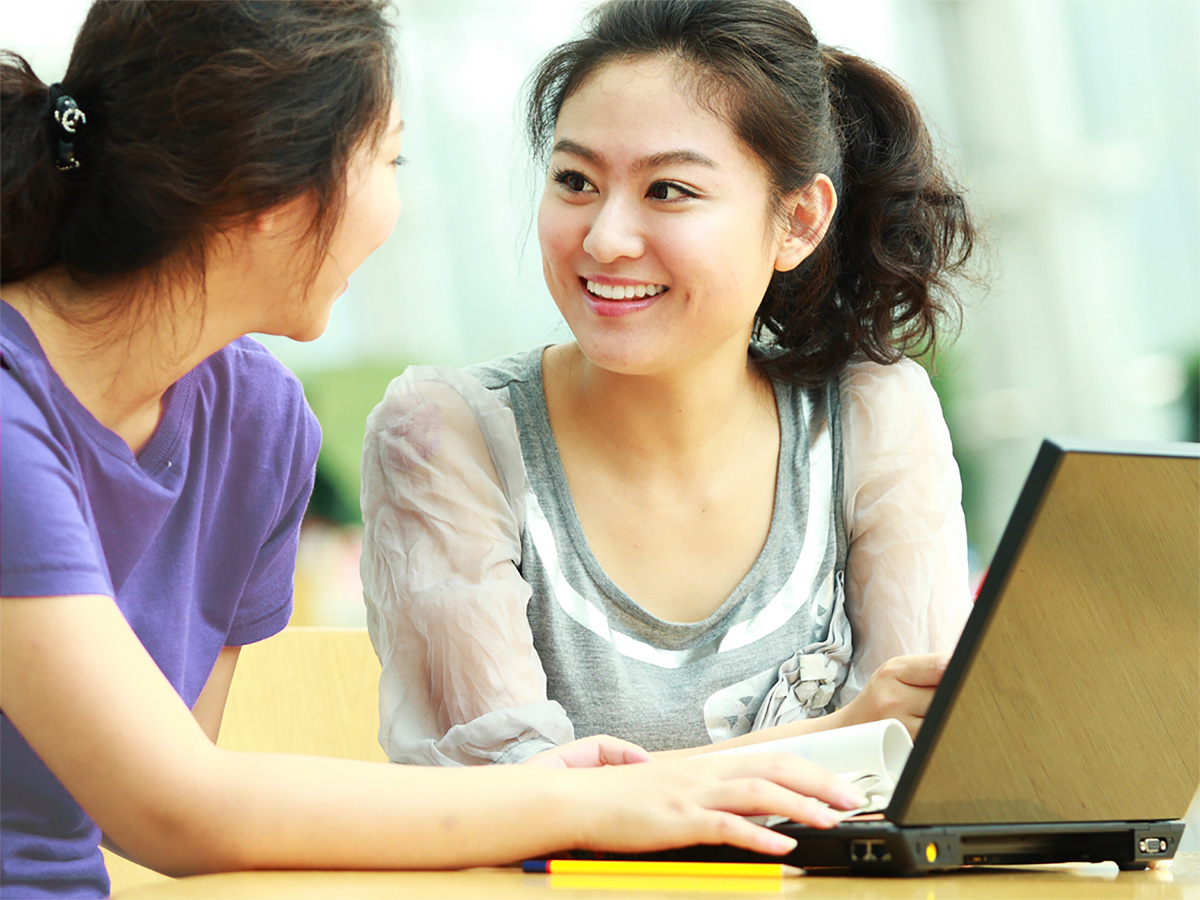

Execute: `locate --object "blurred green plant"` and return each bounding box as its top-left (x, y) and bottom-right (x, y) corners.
top-left (915, 347), bottom-right (986, 571)
top-left (298, 363), bottom-right (409, 524)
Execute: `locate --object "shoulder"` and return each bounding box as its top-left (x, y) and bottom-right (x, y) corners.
top-left (367, 364), bottom-right (501, 442)
top-left (1, 339), bottom-right (111, 597)
top-left (769, 357), bottom-right (941, 444)
top-left (201, 337), bottom-right (320, 446)
top-left (838, 356), bottom-right (950, 449)
top-left (1, 358), bottom-right (73, 487)
top-left (182, 339), bottom-right (320, 504)
top-left (839, 356), bottom-right (941, 412)
top-left (838, 357), bottom-right (958, 524)
top-left (206, 336), bottom-right (308, 404)
top-left (367, 344), bottom-right (547, 444)
top-left (1, 327), bottom-right (82, 472)
top-left (1, 353), bottom-right (52, 431)
top-left (363, 360), bottom-right (527, 507)
top-left (1, 306), bottom-right (56, 430)
top-left (465, 345), bottom-right (547, 392)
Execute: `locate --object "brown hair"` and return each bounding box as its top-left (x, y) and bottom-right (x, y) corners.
top-left (1, 0), bottom-right (395, 316)
top-left (525, 0), bottom-right (975, 385)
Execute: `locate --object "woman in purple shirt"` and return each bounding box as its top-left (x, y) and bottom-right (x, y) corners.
top-left (0, 2), bottom-right (865, 897)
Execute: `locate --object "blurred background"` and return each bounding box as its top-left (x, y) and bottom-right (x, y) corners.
top-left (10, 0), bottom-right (1194, 620)
top-left (7, 0), bottom-right (1198, 831)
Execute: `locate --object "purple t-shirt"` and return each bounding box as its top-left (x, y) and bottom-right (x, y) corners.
top-left (0, 301), bottom-right (320, 898)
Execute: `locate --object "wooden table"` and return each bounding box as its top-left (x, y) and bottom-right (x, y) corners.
top-left (116, 852), bottom-right (1198, 899)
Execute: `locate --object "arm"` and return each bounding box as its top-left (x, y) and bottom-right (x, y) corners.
top-left (101, 645), bottom-right (241, 864)
top-left (829, 359), bottom-right (972, 735)
top-left (361, 367), bottom-right (573, 765)
top-left (1, 592), bottom-right (866, 872)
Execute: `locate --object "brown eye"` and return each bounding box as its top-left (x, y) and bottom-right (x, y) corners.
top-left (553, 169), bottom-right (595, 193)
top-left (647, 181), bottom-right (693, 201)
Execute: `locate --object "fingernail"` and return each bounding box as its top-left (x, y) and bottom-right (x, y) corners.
top-left (814, 808), bottom-right (843, 828)
top-left (839, 789), bottom-right (869, 809)
top-left (768, 833), bottom-right (798, 853)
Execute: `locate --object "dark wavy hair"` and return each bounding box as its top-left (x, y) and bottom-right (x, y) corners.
top-left (525, 0), bottom-right (975, 385)
top-left (1, 0), bottom-right (395, 317)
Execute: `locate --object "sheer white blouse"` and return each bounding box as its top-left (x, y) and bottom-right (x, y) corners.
top-left (360, 355), bottom-right (971, 765)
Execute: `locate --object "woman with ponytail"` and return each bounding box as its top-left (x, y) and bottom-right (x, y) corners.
top-left (362, 0), bottom-right (978, 767)
top-left (1, 3), bottom-right (869, 896)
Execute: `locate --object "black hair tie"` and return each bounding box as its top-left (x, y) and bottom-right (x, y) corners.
top-left (48, 83), bottom-right (87, 171)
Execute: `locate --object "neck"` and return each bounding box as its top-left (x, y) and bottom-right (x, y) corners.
top-left (4, 267), bottom-right (237, 453)
top-left (546, 341), bottom-right (776, 479)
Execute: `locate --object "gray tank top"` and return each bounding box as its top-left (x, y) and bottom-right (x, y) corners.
top-left (469, 348), bottom-right (849, 751)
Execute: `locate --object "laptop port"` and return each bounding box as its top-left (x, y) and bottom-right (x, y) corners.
top-left (850, 840), bottom-right (888, 863)
top-left (1139, 837), bottom-right (1168, 854)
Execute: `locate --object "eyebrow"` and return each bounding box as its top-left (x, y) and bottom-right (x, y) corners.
top-left (551, 139), bottom-right (717, 172)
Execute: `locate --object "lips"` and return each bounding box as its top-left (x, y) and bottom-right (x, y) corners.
top-left (584, 278), bottom-right (669, 300)
top-left (579, 277), bottom-right (669, 318)
top-left (573, 278), bottom-right (662, 321)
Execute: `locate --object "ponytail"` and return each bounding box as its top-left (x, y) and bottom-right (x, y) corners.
top-left (0, 52), bottom-right (70, 283)
top-left (756, 49), bottom-right (975, 386)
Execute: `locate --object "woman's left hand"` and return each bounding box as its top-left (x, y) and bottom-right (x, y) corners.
top-left (836, 652), bottom-right (950, 740)
top-left (523, 734), bottom-right (652, 768)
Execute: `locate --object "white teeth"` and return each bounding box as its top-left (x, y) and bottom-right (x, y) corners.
top-left (585, 280), bottom-right (667, 300)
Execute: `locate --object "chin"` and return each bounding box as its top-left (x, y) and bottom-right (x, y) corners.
top-left (282, 313), bottom-right (333, 343)
top-left (572, 333), bottom-right (671, 377)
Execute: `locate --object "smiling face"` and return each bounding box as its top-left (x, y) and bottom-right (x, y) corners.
top-left (537, 55), bottom-right (804, 378)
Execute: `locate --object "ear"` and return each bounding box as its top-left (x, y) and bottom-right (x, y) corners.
top-left (773, 174), bottom-right (837, 273)
top-left (250, 192), bottom-right (317, 236)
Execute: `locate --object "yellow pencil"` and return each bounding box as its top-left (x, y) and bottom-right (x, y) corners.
top-left (522, 860), bottom-right (801, 877)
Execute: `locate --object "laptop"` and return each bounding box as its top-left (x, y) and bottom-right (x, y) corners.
top-left (660, 437), bottom-right (1200, 872)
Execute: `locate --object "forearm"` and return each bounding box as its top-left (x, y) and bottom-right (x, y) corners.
top-left (120, 750), bottom-right (582, 875)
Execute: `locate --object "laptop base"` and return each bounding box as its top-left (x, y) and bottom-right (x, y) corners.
top-left (613, 820), bottom-right (1185, 874)
top-left (781, 819), bottom-right (1184, 873)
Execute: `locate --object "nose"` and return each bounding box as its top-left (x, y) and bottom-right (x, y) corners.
top-left (581, 197), bottom-right (645, 263)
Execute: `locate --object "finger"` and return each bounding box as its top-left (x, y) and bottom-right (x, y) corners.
top-left (710, 754), bottom-right (868, 811)
top-left (894, 653), bottom-right (950, 687)
top-left (705, 778), bottom-right (846, 827)
top-left (690, 811), bottom-right (800, 856)
top-left (592, 736), bottom-right (652, 766)
top-left (885, 681), bottom-right (937, 719)
top-left (521, 748), bottom-right (568, 768)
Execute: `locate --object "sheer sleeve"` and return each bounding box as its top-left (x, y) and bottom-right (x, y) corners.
top-left (360, 366), bottom-right (574, 766)
top-left (835, 358), bottom-right (972, 705)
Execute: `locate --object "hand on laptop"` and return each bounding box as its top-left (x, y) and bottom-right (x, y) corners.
top-left (836, 653), bottom-right (950, 739)
top-left (569, 752), bottom-right (870, 855)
